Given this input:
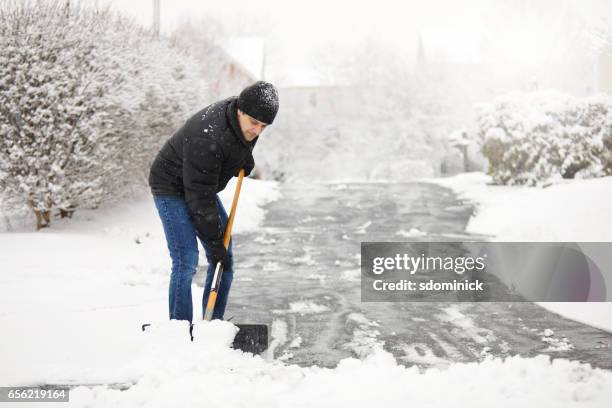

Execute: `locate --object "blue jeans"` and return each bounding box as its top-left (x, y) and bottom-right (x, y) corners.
top-left (153, 195), bottom-right (234, 322)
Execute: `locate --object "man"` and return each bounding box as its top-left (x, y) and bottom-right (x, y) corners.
top-left (149, 81), bottom-right (279, 323)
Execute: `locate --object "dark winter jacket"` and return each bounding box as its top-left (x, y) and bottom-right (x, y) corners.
top-left (148, 97), bottom-right (256, 241)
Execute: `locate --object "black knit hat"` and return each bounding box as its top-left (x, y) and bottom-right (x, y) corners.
top-left (237, 81), bottom-right (279, 125)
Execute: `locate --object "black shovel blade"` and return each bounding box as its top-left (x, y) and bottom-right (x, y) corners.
top-left (232, 324), bottom-right (268, 354)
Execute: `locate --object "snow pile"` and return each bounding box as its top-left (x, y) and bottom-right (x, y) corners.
top-left (68, 326), bottom-right (612, 407)
top-left (430, 172), bottom-right (612, 332)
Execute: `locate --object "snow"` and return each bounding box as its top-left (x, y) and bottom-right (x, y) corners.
top-left (288, 336), bottom-right (303, 348)
top-left (436, 305), bottom-right (495, 345)
top-left (2, 173), bottom-right (612, 406)
top-left (0, 178), bottom-right (279, 386)
top-left (0, 3), bottom-right (208, 223)
top-left (431, 172), bottom-right (612, 242)
top-left (218, 178), bottom-right (281, 233)
top-left (268, 319), bottom-right (289, 358)
top-left (474, 91), bottom-right (612, 186)
top-left (15, 318), bottom-right (610, 406)
top-left (272, 301), bottom-right (330, 315)
top-left (72, 336), bottom-right (612, 407)
top-left (397, 227), bottom-right (427, 237)
top-left (342, 313), bottom-right (384, 358)
top-left (340, 269), bottom-right (361, 282)
top-left (540, 332), bottom-right (575, 353)
top-left (429, 172), bottom-right (612, 333)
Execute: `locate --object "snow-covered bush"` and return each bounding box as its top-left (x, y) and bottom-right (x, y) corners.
top-left (0, 1), bottom-right (207, 229)
top-left (108, 39), bottom-right (207, 186)
top-left (476, 91), bottom-right (612, 186)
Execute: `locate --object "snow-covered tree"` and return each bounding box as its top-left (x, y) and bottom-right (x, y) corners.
top-left (109, 39), bottom-right (207, 186)
top-left (0, 0), bottom-right (207, 229)
top-left (0, 1), bottom-right (117, 227)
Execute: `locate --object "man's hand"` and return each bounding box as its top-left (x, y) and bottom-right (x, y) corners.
top-left (236, 154), bottom-right (255, 177)
top-left (208, 239), bottom-right (229, 268)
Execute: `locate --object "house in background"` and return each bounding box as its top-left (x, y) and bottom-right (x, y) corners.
top-left (209, 37), bottom-right (265, 98)
top-left (597, 43), bottom-right (612, 94)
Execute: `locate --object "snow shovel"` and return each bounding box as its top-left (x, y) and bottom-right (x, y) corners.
top-left (203, 168), bottom-right (268, 354)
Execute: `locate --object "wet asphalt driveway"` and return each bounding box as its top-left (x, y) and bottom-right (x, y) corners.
top-left (197, 182), bottom-right (612, 370)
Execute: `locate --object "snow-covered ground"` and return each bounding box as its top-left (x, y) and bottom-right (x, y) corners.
top-left (1, 176), bottom-right (612, 407)
top-left (72, 321), bottom-right (612, 407)
top-left (430, 173), bottom-right (612, 333)
top-left (431, 173), bottom-right (612, 242)
top-left (0, 178), bottom-right (279, 386)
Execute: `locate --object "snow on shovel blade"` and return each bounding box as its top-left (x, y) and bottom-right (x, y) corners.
top-left (141, 321), bottom-right (194, 341)
top-left (232, 324), bottom-right (268, 355)
top-left (141, 322), bottom-right (268, 354)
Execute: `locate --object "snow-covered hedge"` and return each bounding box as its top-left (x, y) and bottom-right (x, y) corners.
top-left (476, 91), bottom-right (612, 186)
top-left (0, 1), bottom-right (207, 229)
